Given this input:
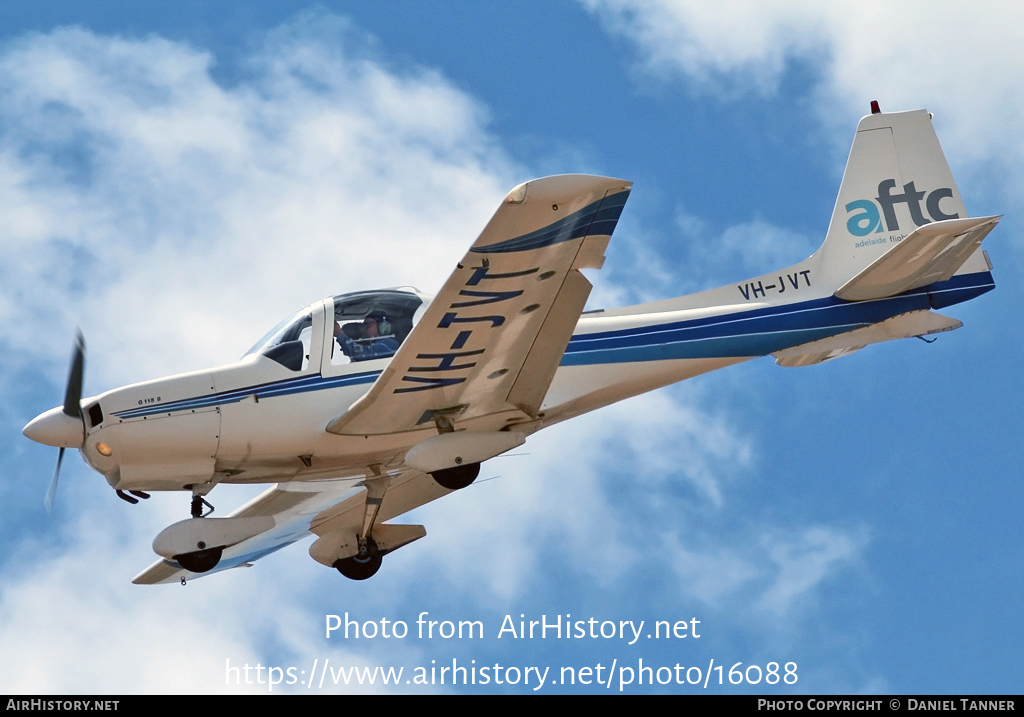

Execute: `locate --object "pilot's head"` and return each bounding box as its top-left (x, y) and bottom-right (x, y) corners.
top-left (363, 311), bottom-right (387, 338)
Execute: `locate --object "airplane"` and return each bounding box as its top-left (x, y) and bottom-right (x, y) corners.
top-left (22, 104), bottom-right (998, 585)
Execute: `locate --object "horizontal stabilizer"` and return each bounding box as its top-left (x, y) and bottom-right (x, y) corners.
top-left (309, 522), bottom-right (426, 565)
top-left (773, 310), bottom-right (961, 367)
top-left (836, 216), bottom-right (999, 301)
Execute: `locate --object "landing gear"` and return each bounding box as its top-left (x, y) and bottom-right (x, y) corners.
top-left (431, 462), bottom-right (480, 490)
top-left (333, 537), bottom-right (382, 581)
top-left (170, 490), bottom-right (222, 573)
top-left (174, 545), bottom-right (224, 573)
top-left (332, 469), bottom-right (390, 581)
top-left (190, 494), bottom-right (214, 518)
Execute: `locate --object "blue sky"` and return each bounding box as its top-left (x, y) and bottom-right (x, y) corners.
top-left (1, 1), bottom-right (1021, 694)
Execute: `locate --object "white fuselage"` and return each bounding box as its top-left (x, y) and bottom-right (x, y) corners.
top-left (76, 254), bottom-right (995, 495)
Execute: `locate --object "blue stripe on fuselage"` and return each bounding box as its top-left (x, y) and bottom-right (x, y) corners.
top-left (562, 272), bottom-right (994, 365)
top-left (111, 369), bottom-right (380, 419)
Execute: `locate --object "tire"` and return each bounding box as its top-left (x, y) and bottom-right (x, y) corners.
top-left (174, 546), bottom-right (224, 573)
top-left (333, 538), bottom-right (382, 580)
top-left (431, 462), bottom-right (481, 490)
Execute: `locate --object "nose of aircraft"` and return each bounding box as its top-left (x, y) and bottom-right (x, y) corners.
top-left (23, 406), bottom-right (85, 448)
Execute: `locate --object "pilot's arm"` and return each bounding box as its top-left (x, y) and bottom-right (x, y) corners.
top-left (334, 322), bottom-right (363, 359)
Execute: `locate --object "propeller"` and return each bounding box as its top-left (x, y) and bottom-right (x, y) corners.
top-left (44, 448), bottom-right (66, 515)
top-left (43, 331), bottom-right (86, 514)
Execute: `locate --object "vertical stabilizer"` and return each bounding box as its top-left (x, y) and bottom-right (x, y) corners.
top-left (815, 109), bottom-right (970, 290)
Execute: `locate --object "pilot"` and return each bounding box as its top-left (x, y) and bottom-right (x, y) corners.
top-left (360, 311), bottom-right (399, 357)
top-left (333, 321), bottom-right (363, 360)
top-left (334, 311), bottom-right (399, 361)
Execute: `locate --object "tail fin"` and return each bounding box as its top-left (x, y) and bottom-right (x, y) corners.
top-left (815, 108), bottom-right (984, 290)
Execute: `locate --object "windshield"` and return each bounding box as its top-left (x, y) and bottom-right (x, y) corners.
top-left (243, 305), bottom-right (316, 358)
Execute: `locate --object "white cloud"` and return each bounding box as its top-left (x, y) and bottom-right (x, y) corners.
top-left (581, 0), bottom-right (828, 95)
top-left (583, 1), bottom-right (1024, 202)
top-left (672, 212), bottom-right (817, 291)
top-left (666, 536), bottom-right (762, 604)
top-left (757, 526), bottom-right (867, 616)
top-left (0, 14), bottom-right (515, 390)
top-left (663, 524), bottom-right (867, 615)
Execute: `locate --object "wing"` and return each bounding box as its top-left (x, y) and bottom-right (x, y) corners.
top-left (132, 468), bottom-right (454, 584)
top-left (326, 174), bottom-right (632, 437)
top-left (835, 215), bottom-right (999, 301)
top-left (132, 480), bottom-right (360, 585)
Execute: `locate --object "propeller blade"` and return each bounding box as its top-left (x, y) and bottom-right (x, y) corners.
top-left (45, 447), bottom-right (65, 514)
top-left (47, 332), bottom-right (86, 513)
top-left (62, 331), bottom-right (85, 418)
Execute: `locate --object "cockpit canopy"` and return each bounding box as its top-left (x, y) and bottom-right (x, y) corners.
top-left (245, 289), bottom-right (425, 371)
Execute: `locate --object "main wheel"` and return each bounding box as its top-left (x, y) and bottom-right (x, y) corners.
top-left (431, 462), bottom-right (480, 490)
top-left (333, 538), bottom-right (382, 580)
top-left (174, 546), bottom-right (224, 573)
